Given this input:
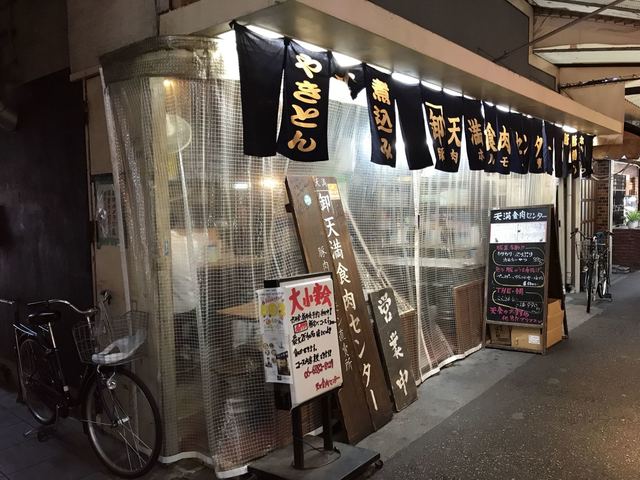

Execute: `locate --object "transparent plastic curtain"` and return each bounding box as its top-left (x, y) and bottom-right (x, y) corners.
top-left (101, 35), bottom-right (556, 475)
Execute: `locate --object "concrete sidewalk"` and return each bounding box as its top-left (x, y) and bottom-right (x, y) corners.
top-left (373, 271), bottom-right (639, 479)
top-left (0, 272), bottom-right (627, 479)
top-left (0, 385), bottom-right (213, 479)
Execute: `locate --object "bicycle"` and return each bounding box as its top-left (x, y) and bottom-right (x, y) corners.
top-left (570, 229), bottom-right (613, 313)
top-left (4, 292), bottom-right (162, 478)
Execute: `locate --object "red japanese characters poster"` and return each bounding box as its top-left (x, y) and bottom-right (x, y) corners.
top-left (278, 274), bottom-right (343, 408)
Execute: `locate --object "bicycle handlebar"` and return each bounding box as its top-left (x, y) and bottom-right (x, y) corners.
top-left (27, 299), bottom-right (98, 317)
top-left (571, 229), bottom-right (614, 239)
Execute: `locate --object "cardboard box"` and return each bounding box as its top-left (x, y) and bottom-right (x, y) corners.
top-left (510, 301), bottom-right (565, 352)
top-left (489, 324), bottom-right (511, 345)
top-left (511, 327), bottom-right (543, 351)
top-left (547, 298), bottom-right (562, 317)
top-left (546, 310), bottom-right (564, 348)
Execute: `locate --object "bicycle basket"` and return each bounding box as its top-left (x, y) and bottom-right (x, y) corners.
top-left (577, 238), bottom-right (594, 263)
top-left (72, 311), bottom-right (149, 365)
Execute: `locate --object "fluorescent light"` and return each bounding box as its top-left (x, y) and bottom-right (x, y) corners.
top-left (246, 25), bottom-right (282, 39)
top-left (496, 104), bottom-right (510, 112)
top-left (484, 101), bottom-right (495, 107)
top-left (392, 72), bottom-right (419, 85)
top-left (295, 39), bottom-right (326, 52)
top-left (369, 64), bottom-right (392, 74)
top-left (216, 30), bottom-right (235, 41)
top-left (332, 52), bottom-right (361, 67)
top-left (422, 80), bottom-right (442, 91)
top-left (562, 125), bottom-right (578, 133)
top-left (443, 87), bottom-right (462, 97)
top-left (233, 182), bottom-right (250, 190)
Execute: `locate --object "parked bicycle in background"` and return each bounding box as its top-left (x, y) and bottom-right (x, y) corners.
top-left (571, 229), bottom-right (613, 313)
top-left (3, 291), bottom-right (162, 478)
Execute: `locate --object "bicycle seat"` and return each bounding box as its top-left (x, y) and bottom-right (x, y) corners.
top-left (27, 311), bottom-right (61, 326)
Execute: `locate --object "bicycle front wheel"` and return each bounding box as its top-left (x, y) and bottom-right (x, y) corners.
top-left (18, 337), bottom-right (58, 425)
top-left (586, 264), bottom-right (593, 313)
top-left (598, 256), bottom-right (610, 298)
top-left (83, 368), bottom-right (162, 478)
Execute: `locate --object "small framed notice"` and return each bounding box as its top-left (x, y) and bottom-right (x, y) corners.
top-left (259, 272), bottom-right (343, 409)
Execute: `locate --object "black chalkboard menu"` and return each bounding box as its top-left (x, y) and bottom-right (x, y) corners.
top-left (484, 205), bottom-right (566, 354)
top-left (486, 206), bottom-right (549, 326)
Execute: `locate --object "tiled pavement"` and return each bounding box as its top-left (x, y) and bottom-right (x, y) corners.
top-left (0, 387), bottom-right (109, 479)
top-left (0, 387), bottom-right (213, 480)
top-left (0, 272), bottom-right (632, 479)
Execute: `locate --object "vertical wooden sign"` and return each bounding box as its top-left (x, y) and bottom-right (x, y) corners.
top-left (369, 288), bottom-right (418, 412)
top-left (311, 176), bottom-right (394, 428)
top-left (287, 175), bottom-right (394, 433)
top-left (285, 176), bottom-right (374, 443)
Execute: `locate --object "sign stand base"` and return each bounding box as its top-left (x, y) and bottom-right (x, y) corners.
top-left (249, 436), bottom-right (381, 480)
top-left (250, 393), bottom-right (381, 479)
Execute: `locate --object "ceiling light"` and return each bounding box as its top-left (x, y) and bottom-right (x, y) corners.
top-left (422, 81), bottom-right (442, 91)
top-left (392, 72), bottom-right (419, 85)
top-left (443, 88), bottom-right (462, 97)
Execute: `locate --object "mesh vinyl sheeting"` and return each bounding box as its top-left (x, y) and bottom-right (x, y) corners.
top-left (101, 36), bottom-right (556, 474)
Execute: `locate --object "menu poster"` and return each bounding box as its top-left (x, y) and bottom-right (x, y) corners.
top-left (369, 288), bottom-right (417, 412)
top-left (280, 274), bottom-right (343, 408)
top-left (256, 287), bottom-right (291, 384)
top-left (486, 206), bottom-right (550, 326)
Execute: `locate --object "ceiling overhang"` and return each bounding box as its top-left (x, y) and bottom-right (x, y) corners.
top-left (530, 0), bottom-right (640, 22)
top-left (161, 0), bottom-right (622, 135)
top-left (535, 45), bottom-right (640, 65)
top-left (594, 127), bottom-right (640, 159)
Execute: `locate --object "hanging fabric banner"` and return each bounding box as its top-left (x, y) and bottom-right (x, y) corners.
top-left (276, 40), bottom-right (331, 162)
top-left (561, 129), bottom-right (572, 178)
top-left (462, 98), bottom-right (485, 171)
top-left (234, 23), bottom-right (286, 157)
top-left (364, 65), bottom-right (397, 167)
top-left (528, 118), bottom-right (545, 174)
top-left (570, 133), bottom-right (581, 178)
top-left (483, 103), bottom-right (499, 173)
top-left (494, 109), bottom-right (512, 175)
top-left (581, 134), bottom-right (594, 178)
top-left (422, 87), bottom-right (463, 172)
top-left (553, 125), bottom-right (564, 178)
top-left (508, 112), bottom-right (529, 174)
top-left (393, 80), bottom-right (433, 170)
top-left (343, 63), bottom-right (365, 100)
top-left (542, 121), bottom-right (555, 176)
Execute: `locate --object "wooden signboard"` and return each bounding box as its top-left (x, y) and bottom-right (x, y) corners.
top-left (483, 205), bottom-right (567, 354)
top-left (286, 176), bottom-right (393, 438)
top-left (284, 177), bottom-right (371, 443)
top-left (369, 288), bottom-right (418, 412)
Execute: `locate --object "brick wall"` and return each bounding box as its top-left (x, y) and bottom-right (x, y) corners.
top-left (612, 228), bottom-right (640, 268)
top-left (593, 160), bottom-right (610, 233)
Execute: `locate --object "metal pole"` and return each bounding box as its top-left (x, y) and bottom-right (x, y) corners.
top-left (321, 393), bottom-right (334, 451)
top-left (494, 0), bottom-right (626, 63)
top-left (292, 406), bottom-right (304, 469)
